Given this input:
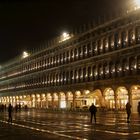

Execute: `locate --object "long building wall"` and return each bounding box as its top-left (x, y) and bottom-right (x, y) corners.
top-left (0, 10), bottom-right (140, 112)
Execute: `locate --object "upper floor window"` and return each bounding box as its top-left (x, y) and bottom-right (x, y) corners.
top-left (136, 26), bottom-right (140, 44)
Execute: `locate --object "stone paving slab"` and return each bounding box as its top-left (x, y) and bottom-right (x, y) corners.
top-left (0, 122), bottom-right (65, 140)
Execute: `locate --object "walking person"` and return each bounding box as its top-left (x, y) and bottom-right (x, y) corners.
top-left (126, 102), bottom-right (131, 123)
top-left (89, 103), bottom-right (97, 123)
top-left (8, 103), bottom-right (13, 123)
top-left (137, 101), bottom-right (140, 115)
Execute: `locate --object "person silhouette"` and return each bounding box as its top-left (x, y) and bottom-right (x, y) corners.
top-left (126, 102), bottom-right (131, 123)
top-left (89, 103), bottom-right (97, 123)
top-left (8, 104), bottom-right (13, 123)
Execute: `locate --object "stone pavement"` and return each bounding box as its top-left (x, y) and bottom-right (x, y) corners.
top-left (0, 121), bottom-right (65, 140)
top-left (0, 110), bottom-right (140, 140)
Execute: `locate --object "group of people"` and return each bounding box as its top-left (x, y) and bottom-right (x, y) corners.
top-left (2, 102), bottom-right (140, 124)
top-left (2, 103), bottom-right (28, 123)
top-left (89, 101), bottom-right (140, 124)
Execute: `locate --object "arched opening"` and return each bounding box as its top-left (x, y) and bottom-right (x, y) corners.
top-left (131, 85), bottom-right (140, 113)
top-left (116, 87), bottom-right (128, 110)
top-left (75, 91), bottom-right (81, 108)
top-left (41, 94), bottom-right (46, 108)
top-left (36, 94), bottom-right (41, 108)
top-left (21, 95), bottom-right (31, 108)
top-left (47, 93), bottom-right (52, 108)
top-left (66, 92), bottom-right (73, 109)
top-left (53, 93), bottom-right (58, 108)
top-left (59, 92), bottom-right (66, 109)
top-left (104, 88), bottom-right (115, 110)
top-left (82, 89), bottom-right (103, 107)
top-left (31, 94), bottom-right (35, 108)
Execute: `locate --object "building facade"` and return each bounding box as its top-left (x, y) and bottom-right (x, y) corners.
top-left (0, 10), bottom-right (140, 112)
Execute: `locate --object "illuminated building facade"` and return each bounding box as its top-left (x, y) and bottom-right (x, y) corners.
top-left (0, 10), bottom-right (140, 112)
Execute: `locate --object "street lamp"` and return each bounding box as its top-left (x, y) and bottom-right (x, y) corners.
top-left (22, 51), bottom-right (29, 58)
top-left (59, 31), bottom-right (72, 43)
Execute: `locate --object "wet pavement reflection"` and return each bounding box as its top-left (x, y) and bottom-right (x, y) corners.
top-left (0, 110), bottom-right (140, 140)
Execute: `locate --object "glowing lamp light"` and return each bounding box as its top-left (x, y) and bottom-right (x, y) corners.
top-left (63, 32), bottom-right (68, 38)
top-left (59, 32), bottom-right (71, 43)
top-left (22, 51), bottom-right (29, 58)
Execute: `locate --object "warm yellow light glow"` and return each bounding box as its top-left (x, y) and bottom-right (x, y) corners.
top-left (32, 95), bottom-right (35, 98)
top-left (42, 94), bottom-right (45, 97)
top-left (37, 94), bottom-right (40, 98)
top-left (85, 90), bottom-right (90, 94)
top-left (22, 51), bottom-right (29, 58)
top-left (60, 101), bottom-right (66, 108)
top-left (76, 91), bottom-right (81, 96)
top-left (63, 32), bottom-right (68, 38)
top-left (59, 32), bottom-right (71, 43)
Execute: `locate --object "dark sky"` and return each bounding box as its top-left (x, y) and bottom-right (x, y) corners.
top-left (0, 0), bottom-right (131, 63)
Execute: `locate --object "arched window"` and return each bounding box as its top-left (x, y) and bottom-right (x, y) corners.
top-left (78, 68), bottom-right (82, 83)
top-left (122, 59), bottom-right (129, 76)
top-left (94, 66), bottom-right (98, 80)
top-left (78, 47), bottom-right (82, 60)
top-left (74, 48), bottom-right (78, 61)
top-left (83, 67), bottom-right (86, 82)
top-left (109, 35), bottom-right (114, 51)
top-left (114, 32), bottom-right (120, 50)
top-left (104, 64), bottom-right (109, 79)
top-left (87, 43), bottom-right (92, 57)
top-left (70, 71), bottom-right (73, 84)
top-left (74, 70), bottom-right (77, 83)
top-left (110, 62), bottom-right (115, 78)
top-left (66, 51), bottom-right (70, 63)
top-left (98, 65), bottom-right (104, 79)
top-left (66, 71), bottom-right (69, 84)
top-left (92, 41), bottom-right (98, 55)
top-left (70, 50), bottom-right (74, 62)
top-left (87, 66), bottom-right (91, 82)
top-left (137, 56), bottom-right (140, 74)
top-left (98, 40), bottom-right (103, 54)
top-left (136, 26), bottom-right (140, 44)
top-left (104, 38), bottom-right (109, 53)
top-left (128, 28), bottom-right (135, 46)
top-left (130, 57), bottom-right (137, 75)
top-left (83, 45), bottom-right (87, 58)
top-left (116, 62), bottom-right (122, 77)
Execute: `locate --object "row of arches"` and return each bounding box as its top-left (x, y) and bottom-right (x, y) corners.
top-left (0, 55), bottom-right (140, 92)
top-left (0, 26), bottom-right (139, 81)
top-left (0, 85), bottom-right (140, 113)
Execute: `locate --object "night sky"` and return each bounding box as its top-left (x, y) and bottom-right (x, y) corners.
top-left (0, 0), bottom-right (131, 63)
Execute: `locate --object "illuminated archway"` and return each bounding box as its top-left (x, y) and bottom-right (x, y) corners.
top-left (47, 93), bottom-right (52, 108)
top-left (104, 88), bottom-right (115, 109)
top-left (83, 89), bottom-right (103, 107)
top-left (31, 94), bottom-right (35, 108)
top-left (53, 93), bottom-right (58, 108)
top-left (66, 92), bottom-right (73, 109)
top-left (131, 85), bottom-right (140, 113)
top-left (36, 94), bottom-right (41, 108)
top-left (59, 92), bottom-right (66, 108)
top-left (21, 95), bottom-right (31, 108)
top-left (41, 94), bottom-right (46, 108)
top-left (75, 91), bottom-right (81, 108)
top-left (116, 87), bottom-right (128, 109)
